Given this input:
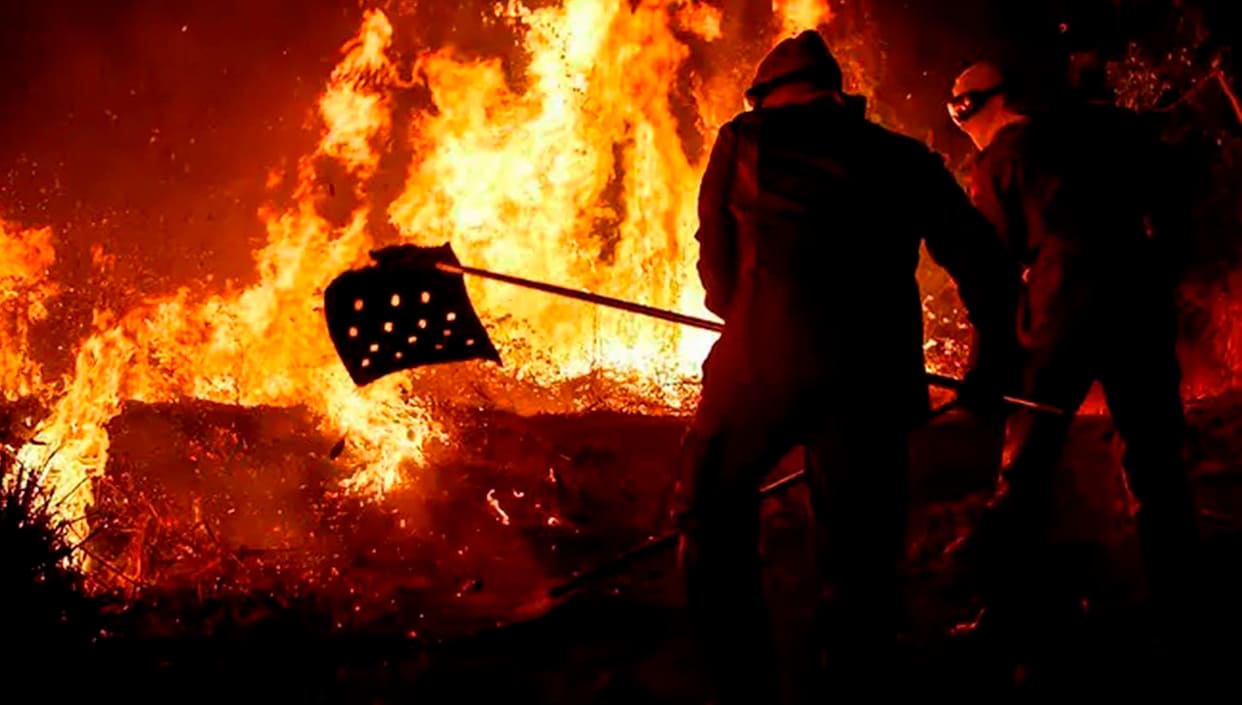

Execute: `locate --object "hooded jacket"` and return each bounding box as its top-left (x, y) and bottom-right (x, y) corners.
top-left (694, 32), bottom-right (1021, 423)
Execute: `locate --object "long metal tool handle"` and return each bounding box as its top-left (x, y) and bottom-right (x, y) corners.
top-left (547, 467), bottom-right (808, 598)
top-left (438, 261), bottom-right (722, 332)
top-left (545, 402), bottom-right (965, 599)
top-left (436, 261), bottom-right (1064, 416)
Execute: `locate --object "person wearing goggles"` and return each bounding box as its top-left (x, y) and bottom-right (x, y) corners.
top-left (946, 61), bottom-right (1027, 150)
top-left (945, 58), bottom-right (1204, 687)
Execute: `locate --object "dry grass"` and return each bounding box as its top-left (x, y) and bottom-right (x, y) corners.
top-left (0, 446), bottom-right (104, 665)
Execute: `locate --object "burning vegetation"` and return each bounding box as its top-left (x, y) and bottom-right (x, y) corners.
top-left (0, 0), bottom-right (880, 601)
top-left (1, 0), bottom-right (1241, 698)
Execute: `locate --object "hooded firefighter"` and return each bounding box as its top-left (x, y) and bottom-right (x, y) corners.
top-left (675, 31), bottom-right (1022, 700)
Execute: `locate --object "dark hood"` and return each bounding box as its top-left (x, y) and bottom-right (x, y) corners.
top-left (745, 30), bottom-right (844, 104)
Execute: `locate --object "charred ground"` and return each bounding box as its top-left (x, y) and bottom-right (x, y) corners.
top-left (4, 392), bottom-right (1242, 700)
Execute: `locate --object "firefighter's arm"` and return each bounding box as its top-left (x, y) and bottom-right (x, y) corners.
top-left (920, 150), bottom-right (1024, 406)
top-left (694, 123), bottom-right (740, 318)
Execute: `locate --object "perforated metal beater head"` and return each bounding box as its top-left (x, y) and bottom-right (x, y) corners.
top-left (323, 243), bottom-right (501, 386)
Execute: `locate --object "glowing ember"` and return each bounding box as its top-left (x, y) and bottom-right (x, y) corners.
top-left (486, 488), bottom-right (511, 526)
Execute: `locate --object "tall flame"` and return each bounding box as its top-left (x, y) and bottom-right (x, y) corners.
top-left (15, 10), bottom-right (439, 561)
top-left (12, 1), bottom-right (732, 572)
top-left (388, 0), bottom-right (718, 393)
top-left (2, 1), bottom-right (980, 587)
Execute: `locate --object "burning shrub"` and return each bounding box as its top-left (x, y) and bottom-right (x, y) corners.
top-left (0, 446), bottom-right (105, 667)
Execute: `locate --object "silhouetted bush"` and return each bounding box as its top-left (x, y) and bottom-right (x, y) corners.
top-left (0, 447), bottom-right (104, 678)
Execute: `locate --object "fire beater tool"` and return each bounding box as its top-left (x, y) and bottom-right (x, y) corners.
top-left (322, 244), bottom-right (1069, 599)
top-left (323, 242), bottom-right (1064, 416)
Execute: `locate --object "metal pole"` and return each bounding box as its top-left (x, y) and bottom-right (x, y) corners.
top-left (436, 261), bottom-right (1065, 416)
top-left (547, 466), bottom-right (808, 598)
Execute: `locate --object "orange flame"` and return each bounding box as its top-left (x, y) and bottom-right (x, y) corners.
top-left (674, 0), bottom-right (724, 41)
top-left (2, 2), bottom-right (983, 585)
top-left (388, 0), bottom-right (719, 394)
top-left (10, 2), bottom-right (735, 572)
top-left (773, 0), bottom-right (833, 37)
top-left (15, 10), bottom-right (437, 563)
top-left (0, 219), bottom-right (56, 402)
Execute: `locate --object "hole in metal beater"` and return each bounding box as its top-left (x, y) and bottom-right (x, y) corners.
top-left (443, 329), bottom-right (452, 337)
top-left (407, 335), bottom-right (418, 344)
top-left (383, 321), bottom-right (394, 333)
top-left (417, 319), bottom-right (427, 329)
top-left (361, 358), bottom-right (371, 368)
top-left (354, 299), bottom-right (364, 312)
top-left (435, 344), bottom-right (444, 351)
top-left (348, 327), bottom-right (359, 338)
top-left (391, 293), bottom-right (401, 307)
top-left (466, 339), bottom-right (475, 346)
top-left (446, 311), bottom-right (457, 322)
top-left (369, 343), bottom-right (380, 353)
top-left (395, 351), bottom-right (404, 360)
top-left (420, 291), bottom-right (431, 304)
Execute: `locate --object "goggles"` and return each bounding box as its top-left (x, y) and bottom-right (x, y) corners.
top-left (947, 82), bottom-right (1007, 125)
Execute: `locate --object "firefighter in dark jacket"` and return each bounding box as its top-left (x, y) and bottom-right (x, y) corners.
top-left (946, 60), bottom-right (1202, 657)
top-left (675, 32), bottom-right (1022, 701)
